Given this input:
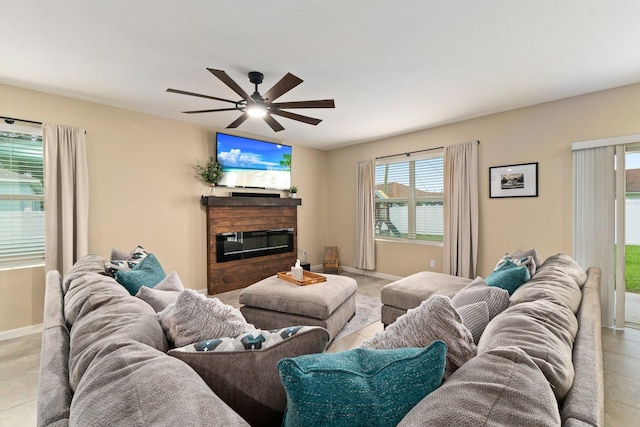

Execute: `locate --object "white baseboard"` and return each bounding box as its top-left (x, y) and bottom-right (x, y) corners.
top-left (340, 266), bottom-right (402, 282)
top-left (0, 323), bottom-right (44, 342)
top-left (311, 265), bottom-right (402, 282)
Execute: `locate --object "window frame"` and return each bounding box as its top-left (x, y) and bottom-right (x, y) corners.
top-left (374, 149), bottom-right (444, 246)
top-left (0, 123), bottom-right (45, 270)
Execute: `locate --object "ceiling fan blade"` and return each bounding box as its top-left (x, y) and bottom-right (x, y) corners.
top-left (263, 73), bottom-right (303, 102)
top-left (183, 107), bottom-right (241, 114)
top-left (272, 99), bottom-right (335, 109)
top-left (167, 88), bottom-right (238, 104)
top-left (263, 114), bottom-right (285, 132)
top-left (270, 109), bottom-right (322, 125)
top-left (227, 113), bottom-right (250, 129)
top-left (207, 68), bottom-right (251, 100)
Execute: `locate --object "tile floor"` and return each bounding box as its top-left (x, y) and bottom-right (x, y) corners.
top-left (1, 272), bottom-right (639, 426)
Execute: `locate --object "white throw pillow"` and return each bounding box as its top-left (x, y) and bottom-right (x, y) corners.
top-left (360, 295), bottom-right (476, 379)
top-left (136, 271), bottom-right (185, 312)
top-left (157, 289), bottom-right (255, 347)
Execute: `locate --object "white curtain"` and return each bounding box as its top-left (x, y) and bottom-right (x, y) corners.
top-left (44, 124), bottom-right (89, 275)
top-left (355, 160), bottom-right (376, 270)
top-left (573, 146), bottom-right (615, 327)
top-left (443, 141), bottom-right (479, 278)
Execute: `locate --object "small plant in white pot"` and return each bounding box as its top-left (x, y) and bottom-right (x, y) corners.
top-left (289, 185), bottom-right (298, 198)
top-left (195, 157), bottom-right (223, 195)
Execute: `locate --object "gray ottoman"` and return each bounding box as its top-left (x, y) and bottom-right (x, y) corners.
top-left (239, 274), bottom-right (357, 341)
top-left (381, 271), bottom-right (472, 327)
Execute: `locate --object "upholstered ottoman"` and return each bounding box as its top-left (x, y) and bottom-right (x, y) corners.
top-left (381, 271), bottom-right (472, 327)
top-left (239, 274), bottom-right (357, 341)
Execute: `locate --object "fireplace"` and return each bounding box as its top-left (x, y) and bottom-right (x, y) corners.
top-left (202, 196), bottom-right (301, 293)
top-left (216, 228), bottom-right (294, 262)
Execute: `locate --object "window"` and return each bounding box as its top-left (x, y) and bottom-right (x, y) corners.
top-left (0, 124), bottom-right (44, 269)
top-left (375, 151), bottom-right (444, 243)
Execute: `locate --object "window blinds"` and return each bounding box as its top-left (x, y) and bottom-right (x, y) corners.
top-left (0, 127), bottom-right (45, 269)
top-left (375, 151), bottom-right (444, 241)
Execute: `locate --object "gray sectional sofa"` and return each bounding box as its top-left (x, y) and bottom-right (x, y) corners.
top-left (37, 255), bottom-right (330, 427)
top-left (384, 253), bottom-right (604, 426)
top-left (37, 252), bottom-right (603, 426)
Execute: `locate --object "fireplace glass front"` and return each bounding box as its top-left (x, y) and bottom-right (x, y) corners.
top-left (216, 228), bottom-right (294, 263)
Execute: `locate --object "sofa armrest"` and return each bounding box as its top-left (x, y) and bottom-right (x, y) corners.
top-left (37, 270), bottom-right (71, 427)
top-left (560, 267), bottom-right (604, 426)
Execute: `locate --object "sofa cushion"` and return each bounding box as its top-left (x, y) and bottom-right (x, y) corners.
top-left (64, 270), bottom-right (133, 326)
top-left (170, 326), bottom-right (330, 426)
top-left (115, 253), bottom-right (166, 296)
top-left (398, 346), bottom-right (560, 426)
top-left (71, 340), bottom-right (249, 426)
top-left (451, 278), bottom-right (510, 319)
top-left (510, 253), bottom-right (584, 314)
top-left (456, 302), bottom-right (489, 344)
top-left (135, 270), bottom-right (184, 312)
top-left (158, 289), bottom-right (255, 347)
top-left (539, 253), bottom-right (588, 287)
top-left (477, 300), bottom-right (578, 400)
top-left (360, 295), bottom-right (475, 379)
top-left (510, 267), bottom-right (583, 314)
top-left (62, 254), bottom-right (108, 295)
top-left (68, 286), bottom-right (168, 391)
top-left (278, 341), bottom-right (447, 427)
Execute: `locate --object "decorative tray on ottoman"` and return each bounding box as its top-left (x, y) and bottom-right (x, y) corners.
top-left (277, 271), bottom-right (327, 286)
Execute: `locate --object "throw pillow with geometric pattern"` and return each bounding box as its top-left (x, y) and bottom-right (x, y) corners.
top-left (173, 326), bottom-right (317, 353)
top-left (104, 245), bottom-right (148, 276)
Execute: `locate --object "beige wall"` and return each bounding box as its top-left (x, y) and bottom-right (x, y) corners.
top-left (3, 80), bottom-right (640, 332)
top-left (0, 83), bottom-right (328, 332)
top-left (327, 82), bottom-right (640, 278)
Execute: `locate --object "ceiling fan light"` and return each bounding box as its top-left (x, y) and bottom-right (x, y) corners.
top-left (247, 104), bottom-right (267, 118)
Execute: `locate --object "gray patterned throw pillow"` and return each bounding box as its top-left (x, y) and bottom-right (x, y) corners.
top-left (360, 294), bottom-right (476, 379)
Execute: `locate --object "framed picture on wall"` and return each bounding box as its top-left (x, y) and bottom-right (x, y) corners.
top-left (489, 162), bottom-right (538, 198)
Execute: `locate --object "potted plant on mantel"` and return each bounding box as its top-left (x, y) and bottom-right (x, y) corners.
top-left (195, 157), bottom-right (223, 195)
top-left (288, 185), bottom-right (298, 198)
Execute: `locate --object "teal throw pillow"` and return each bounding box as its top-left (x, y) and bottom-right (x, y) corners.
top-left (485, 265), bottom-right (531, 295)
top-left (115, 253), bottom-right (166, 296)
top-left (277, 340), bottom-right (447, 427)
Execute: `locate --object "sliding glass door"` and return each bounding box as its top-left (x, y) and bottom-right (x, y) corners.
top-left (624, 145), bottom-right (640, 327)
top-left (573, 135), bottom-right (640, 328)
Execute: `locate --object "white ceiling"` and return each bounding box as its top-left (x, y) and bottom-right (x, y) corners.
top-left (2, 1), bottom-right (640, 150)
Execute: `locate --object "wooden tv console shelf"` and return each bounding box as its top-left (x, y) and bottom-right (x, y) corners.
top-left (201, 196), bottom-right (302, 294)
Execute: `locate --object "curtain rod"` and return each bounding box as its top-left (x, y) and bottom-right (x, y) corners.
top-left (1, 115), bottom-right (87, 134)
top-left (375, 140), bottom-right (479, 160)
top-left (376, 146), bottom-right (444, 160)
top-left (1, 115), bottom-right (42, 126)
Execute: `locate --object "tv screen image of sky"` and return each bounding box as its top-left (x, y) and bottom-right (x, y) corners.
top-left (216, 134), bottom-right (291, 190)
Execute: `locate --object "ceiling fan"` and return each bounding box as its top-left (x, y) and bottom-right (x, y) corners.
top-left (167, 68), bottom-right (335, 132)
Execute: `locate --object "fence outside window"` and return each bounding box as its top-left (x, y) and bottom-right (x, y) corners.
top-left (0, 126), bottom-right (44, 269)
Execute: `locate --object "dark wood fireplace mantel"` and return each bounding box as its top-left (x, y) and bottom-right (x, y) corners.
top-left (201, 196), bottom-right (302, 207)
top-left (202, 196), bottom-right (301, 294)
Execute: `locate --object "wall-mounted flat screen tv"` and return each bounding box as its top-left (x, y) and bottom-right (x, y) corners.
top-left (216, 132), bottom-right (291, 190)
